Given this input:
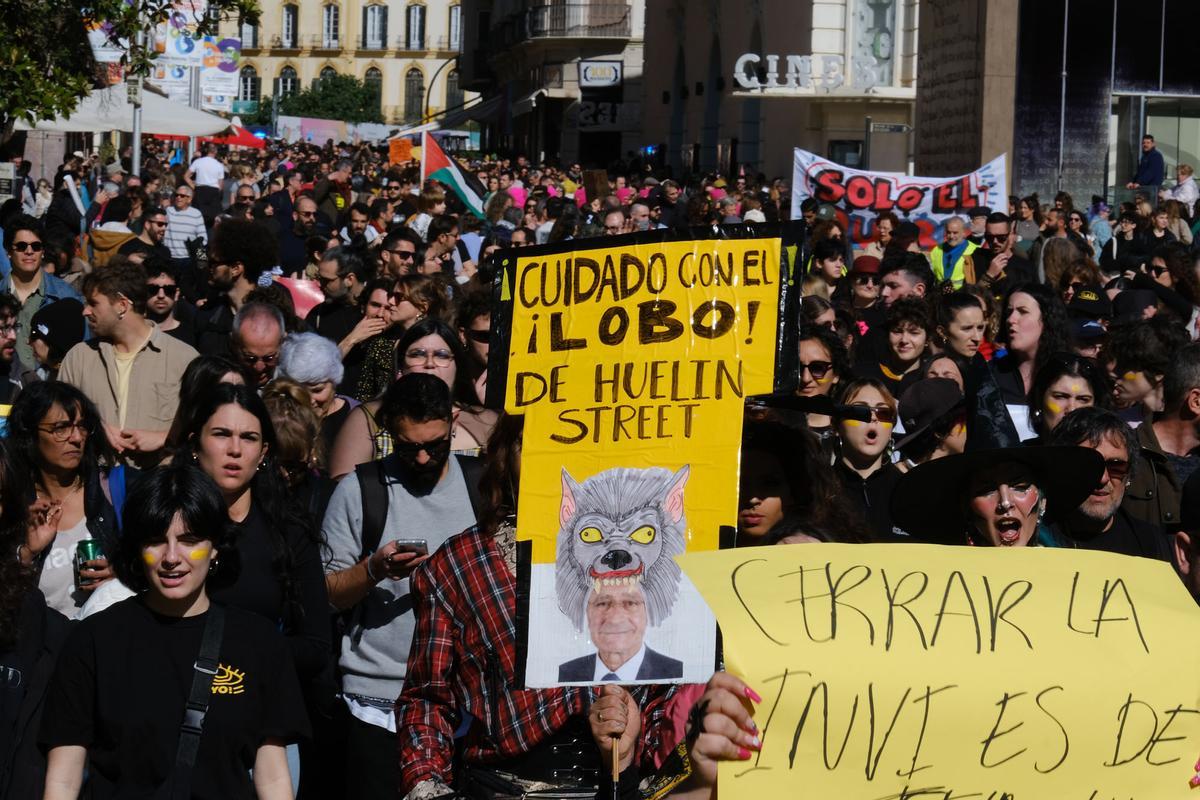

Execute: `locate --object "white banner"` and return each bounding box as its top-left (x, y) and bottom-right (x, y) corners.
top-left (791, 148), bottom-right (1008, 250)
top-left (153, 0), bottom-right (208, 66)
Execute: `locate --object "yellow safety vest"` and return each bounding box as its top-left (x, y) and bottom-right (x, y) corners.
top-left (930, 241), bottom-right (980, 288)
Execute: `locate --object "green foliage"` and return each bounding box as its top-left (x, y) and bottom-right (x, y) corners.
top-left (264, 74), bottom-right (384, 125)
top-left (0, 0), bottom-right (259, 140)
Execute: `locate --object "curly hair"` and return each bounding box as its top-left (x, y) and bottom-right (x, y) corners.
top-left (209, 219), bottom-right (279, 283)
top-left (1001, 282), bottom-right (1072, 377)
top-left (0, 444), bottom-right (33, 650)
top-left (1153, 242), bottom-right (1200, 305)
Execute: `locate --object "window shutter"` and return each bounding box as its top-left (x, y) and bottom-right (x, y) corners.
top-left (381, 6), bottom-right (389, 47)
top-left (362, 6), bottom-right (368, 46)
top-left (254, 76), bottom-right (262, 102)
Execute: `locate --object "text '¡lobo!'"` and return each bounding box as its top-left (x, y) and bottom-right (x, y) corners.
top-left (513, 248), bottom-right (774, 353)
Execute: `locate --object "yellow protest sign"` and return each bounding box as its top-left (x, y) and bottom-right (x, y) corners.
top-left (678, 543), bottom-right (1200, 798)
top-left (499, 234), bottom-right (782, 686)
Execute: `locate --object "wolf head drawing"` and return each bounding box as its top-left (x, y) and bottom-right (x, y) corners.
top-left (555, 465), bottom-right (690, 631)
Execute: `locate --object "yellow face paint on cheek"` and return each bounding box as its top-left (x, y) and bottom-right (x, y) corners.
top-left (188, 547), bottom-right (210, 561)
top-left (1122, 372), bottom-right (1139, 383)
top-left (1046, 400), bottom-right (1062, 414)
top-left (815, 376), bottom-right (830, 384)
top-left (142, 551), bottom-right (157, 565)
top-left (843, 419), bottom-right (862, 427)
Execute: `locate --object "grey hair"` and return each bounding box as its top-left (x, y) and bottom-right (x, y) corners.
top-left (231, 302), bottom-right (285, 343)
top-left (277, 331), bottom-right (344, 386)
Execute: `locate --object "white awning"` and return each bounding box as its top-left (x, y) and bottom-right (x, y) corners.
top-left (15, 84), bottom-right (231, 137)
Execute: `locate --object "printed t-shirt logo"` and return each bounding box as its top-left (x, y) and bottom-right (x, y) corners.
top-left (211, 663), bottom-right (245, 695)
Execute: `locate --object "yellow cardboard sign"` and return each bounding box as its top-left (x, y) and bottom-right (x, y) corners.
top-left (678, 543), bottom-right (1200, 799)
top-left (502, 236), bottom-right (781, 686)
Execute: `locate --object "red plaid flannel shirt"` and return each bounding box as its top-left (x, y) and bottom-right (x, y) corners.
top-left (395, 527), bottom-right (677, 794)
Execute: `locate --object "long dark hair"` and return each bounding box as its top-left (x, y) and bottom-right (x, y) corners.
top-left (1001, 282), bottom-right (1071, 377)
top-left (172, 383), bottom-right (313, 621)
top-left (0, 444), bottom-right (33, 650)
top-left (1028, 352), bottom-right (1112, 437)
top-left (167, 355), bottom-right (252, 448)
top-left (478, 412), bottom-right (524, 533)
top-left (396, 316), bottom-right (480, 407)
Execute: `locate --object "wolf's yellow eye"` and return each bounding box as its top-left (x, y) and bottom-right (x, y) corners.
top-left (630, 525), bottom-right (656, 544)
top-left (579, 526), bottom-right (603, 543)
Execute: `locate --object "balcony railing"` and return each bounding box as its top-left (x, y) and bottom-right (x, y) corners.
top-left (309, 34), bottom-right (341, 50)
top-left (271, 34), bottom-right (300, 49)
top-left (357, 34), bottom-right (389, 50)
top-left (396, 34), bottom-right (423, 51)
top-left (526, 4), bottom-right (629, 40)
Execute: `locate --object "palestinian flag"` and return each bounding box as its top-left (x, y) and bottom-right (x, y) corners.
top-left (421, 131), bottom-right (485, 219)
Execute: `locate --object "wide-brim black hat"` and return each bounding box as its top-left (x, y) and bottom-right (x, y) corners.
top-left (889, 445), bottom-right (1104, 544)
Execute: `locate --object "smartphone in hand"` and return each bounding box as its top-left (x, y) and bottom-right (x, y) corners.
top-left (392, 539), bottom-right (429, 557)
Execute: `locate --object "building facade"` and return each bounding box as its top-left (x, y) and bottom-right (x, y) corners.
top-left (459, 0), bottom-right (644, 165)
top-left (917, 0), bottom-right (1200, 203)
top-left (638, 0), bottom-right (919, 180)
top-left (222, 0), bottom-right (473, 126)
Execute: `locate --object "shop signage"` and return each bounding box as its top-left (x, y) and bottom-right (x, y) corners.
top-left (579, 60), bottom-right (622, 88)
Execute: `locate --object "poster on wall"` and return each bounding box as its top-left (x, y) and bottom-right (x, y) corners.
top-left (153, 0), bottom-right (207, 66)
top-left (791, 148), bottom-right (1007, 250)
top-left (199, 36), bottom-right (240, 95)
top-left (491, 229), bottom-right (788, 687)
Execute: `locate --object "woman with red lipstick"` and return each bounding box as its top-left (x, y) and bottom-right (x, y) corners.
top-left (41, 464), bottom-right (308, 799)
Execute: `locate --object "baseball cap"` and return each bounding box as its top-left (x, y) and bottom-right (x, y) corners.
top-left (1067, 285), bottom-right (1112, 320)
top-left (814, 204), bottom-right (838, 222)
top-left (29, 299), bottom-right (85, 360)
top-left (105, 162), bottom-right (126, 177)
top-left (969, 206), bottom-right (992, 219)
top-left (895, 378), bottom-right (964, 452)
top-left (743, 209), bottom-right (766, 223)
top-left (1071, 318), bottom-right (1107, 341)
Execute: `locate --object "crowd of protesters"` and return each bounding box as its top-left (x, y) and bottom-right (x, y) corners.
top-left (3, 130), bottom-right (1200, 799)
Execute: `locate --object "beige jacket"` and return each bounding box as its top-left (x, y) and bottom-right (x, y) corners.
top-left (58, 324), bottom-right (197, 465)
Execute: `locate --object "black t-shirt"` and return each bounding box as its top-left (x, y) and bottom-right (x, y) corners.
top-left (40, 598), bottom-right (309, 800)
top-left (308, 300), bottom-right (366, 394)
top-left (1056, 509), bottom-right (1173, 562)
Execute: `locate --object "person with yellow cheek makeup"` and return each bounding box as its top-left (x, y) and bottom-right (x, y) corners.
top-left (832, 379), bottom-right (904, 541)
top-left (794, 327), bottom-right (846, 444)
top-left (41, 465), bottom-right (309, 800)
top-left (1028, 354), bottom-right (1109, 439)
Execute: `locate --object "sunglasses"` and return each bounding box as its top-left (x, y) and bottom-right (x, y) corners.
top-left (387, 185), bottom-right (402, 191)
top-left (845, 403), bottom-right (898, 425)
top-left (236, 350), bottom-right (278, 367)
top-left (173, 193), bottom-right (191, 199)
top-left (854, 274), bottom-right (878, 286)
top-left (392, 435), bottom-right (451, 460)
top-left (11, 241), bottom-right (43, 253)
top-left (1150, 264), bottom-right (1168, 277)
top-left (798, 360), bottom-right (832, 380)
top-left (464, 328), bottom-right (490, 343)
top-left (386, 249), bottom-right (415, 260)
top-left (150, 284), bottom-right (179, 298)
top-left (1103, 458), bottom-right (1130, 481)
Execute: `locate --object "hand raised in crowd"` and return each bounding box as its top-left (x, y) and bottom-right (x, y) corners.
top-left (985, 249), bottom-right (1010, 278)
top-left (367, 540), bottom-right (430, 582)
top-left (118, 428), bottom-right (168, 455)
top-left (19, 497), bottom-right (62, 566)
top-left (341, 314), bottom-right (388, 354)
top-left (588, 684), bottom-right (641, 773)
top-left (682, 671), bottom-right (763, 792)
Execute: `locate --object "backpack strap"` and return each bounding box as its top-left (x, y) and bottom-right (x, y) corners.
top-left (455, 454), bottom-right (486, 522)
top-left (170, 604), bottom-right (225, 800)
top-left (355, 460), bottom-right (389, 561)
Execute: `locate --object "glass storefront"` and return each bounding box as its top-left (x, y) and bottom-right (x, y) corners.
top-left (1108, 95), bottom-right (1200, 204)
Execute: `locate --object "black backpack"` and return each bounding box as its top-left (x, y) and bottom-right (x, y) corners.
top-left (353, 453), bottom-right (486, 561)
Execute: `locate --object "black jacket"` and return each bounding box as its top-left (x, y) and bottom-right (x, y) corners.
top-left (0, 591), bottom-right (71, 799)
top-left (557, 647), bottom-right (683, 683)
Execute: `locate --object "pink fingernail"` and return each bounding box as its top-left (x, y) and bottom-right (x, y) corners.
top-left (737, 747), bottom-right (752, 760)
top-left (748, 736), bottom-right (762, 750)
top-left (1190, 773), bottom-right (1200, 789)
top-left (744, 718), bottom-right (758, 733)
top-left (745, 686), bottom-right (763, 704)
top-left (1195, 758), bottom-right (1200, 772)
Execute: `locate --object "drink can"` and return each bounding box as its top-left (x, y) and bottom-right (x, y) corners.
top-left (76, 539), bottom-right (103, 587)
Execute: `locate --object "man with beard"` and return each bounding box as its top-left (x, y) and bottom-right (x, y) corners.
top-left (0, 294), bottom-right (23, 401)
top-left (278, 194), bottom-right (318, 275)
top-left (455, 289), bottom-right (491, 404)
top-left (118, 205), bottom-right (171, 262)
top-left (194, 218), bottom-right (278, 357)
top-left (973, 211), bottom-right (1036, 303)
top-left (321, 372), bottom-right (481, 799)
top-left (143, 257), bottom-right (196, 348)
top-left (1047, 407), bottom-right (1172, 558)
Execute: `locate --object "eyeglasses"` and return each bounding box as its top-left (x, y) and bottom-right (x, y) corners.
top-left (297, 210), bottom-right (316, 219)
top-left (0, 321), bottom-right (20, 335)
top-left (846, 403), bottom-right (898, 425)
top-left (854, 274), bottom-right (878, 286)
top-left (37, 421), bottom-right (88, 442)
top-left (1150, 264), bottom-right (1169, 277)
top-left (11, 241), bottom-right (43, 253)
top-left (236, 195), bottom-right (255, 202)
top-left (392, 434), bottom-right (451, 460)
top-left (150, 284), bottom-right (179, 298)
top-left (1103, 458), bottom-right (1130, 480)
top-left (386, 185), bottom-right (402, 191)
top-left (386, 249), bottom-right (415, 260)
top-left (798, 360), bottom-right (832, 380)
top-left (404, 347), bottom-right (455, 366)
top-left (173, 193), bottom-right (190, 199)
top-left (236, 350), bottom-right (278, 367)
top-left (464, 328), bottom-right (490, 343)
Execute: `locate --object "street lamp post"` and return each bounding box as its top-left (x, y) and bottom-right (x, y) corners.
top-left (424, 56), bottom-right (459, 124)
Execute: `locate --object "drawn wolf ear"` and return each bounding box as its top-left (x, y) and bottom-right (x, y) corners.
top-left (662, 465), bottom-right (689, 524)
top-left (560, 468), bottom-right (579, 529)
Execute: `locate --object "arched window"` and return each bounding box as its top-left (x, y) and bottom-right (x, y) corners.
top-left (445, 69), bottom-right (462, 111)
top-left (281, 4), bottom-right (298, 47)
top-left (321, 66), bottom-right (338, 82)
top-left (238, 65), bottom-right (259, 102)
top-left (322, 4), bottom-right (340, 48)
top-left (449, 5), bottom-right (461, 50)
top-left (363, 4), bottom-right (388, 49)
top-left (404, 67), bottom-right (424, 122)
top-left (365, 67), bottom-right (382, 112)
top-left (278, 66), bottom-right (298, 96)
top-left (405, 4), bottom-right (425, 50)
